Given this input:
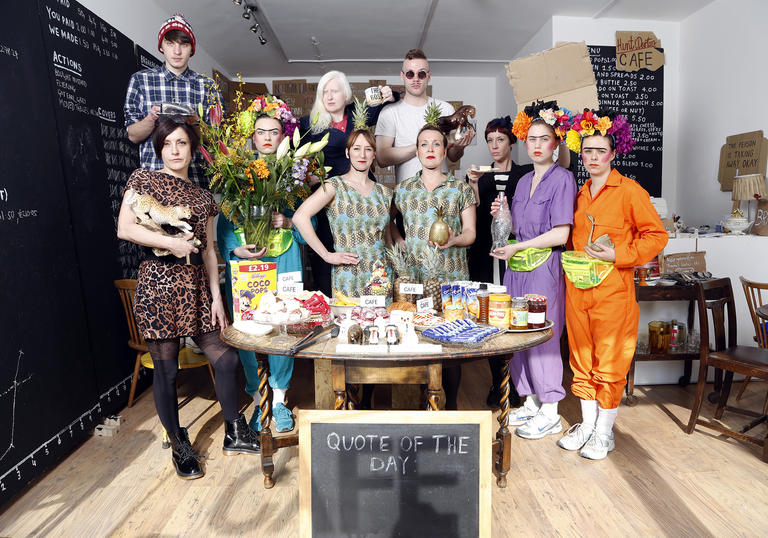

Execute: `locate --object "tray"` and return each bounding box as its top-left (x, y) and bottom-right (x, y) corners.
top-left (506, 319), bottom-right (554, 333)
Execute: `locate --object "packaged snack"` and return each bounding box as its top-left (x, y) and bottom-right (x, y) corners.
top-left (230, 261), bottom-right (277, 322)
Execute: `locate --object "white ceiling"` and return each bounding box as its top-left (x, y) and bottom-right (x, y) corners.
top-left (153, 0), bottom-right (714, 78)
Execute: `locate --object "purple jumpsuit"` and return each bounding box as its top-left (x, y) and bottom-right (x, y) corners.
top-left (503, 163), bottom-right (576, 403)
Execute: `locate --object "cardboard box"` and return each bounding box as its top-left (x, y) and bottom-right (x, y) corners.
top-left (718, 130), bottom-right (768, 191)
top-left (615, 31), bottom-right (665, 72)
top-left (506, 41), bottom-right (599, 113)
top-left (231, 261), bottom-right (277, 322)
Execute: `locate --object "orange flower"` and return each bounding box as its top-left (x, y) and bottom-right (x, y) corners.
top-left (511, 111), bottom-right (533, 141)
top-left (595, 116), bottom-right (612, 135)
top-left (253, 158), bottom-right (270, 179)
top-left (580, 119), bottom-right (595, 136)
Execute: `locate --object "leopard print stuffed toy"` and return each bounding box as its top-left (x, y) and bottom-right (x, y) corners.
top-left (125, 189), bottom-right (201, 256)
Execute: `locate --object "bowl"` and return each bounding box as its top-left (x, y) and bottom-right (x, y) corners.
top-left (656, 279), bottom-right (677, 286)
top-left (329, 303), bottom-right (357, 319)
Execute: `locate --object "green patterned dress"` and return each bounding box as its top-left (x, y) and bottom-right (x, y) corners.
top-left (326, 175), bottom-right (393, 296)
top-left (394, 171), bottom-right (477, 281)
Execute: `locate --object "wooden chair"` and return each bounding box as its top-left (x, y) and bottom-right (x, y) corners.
top-left (738, 277), bottom-right (768, 408)
top-left (114, 279), bottom-right (216, 408)
top-left (686, 278), bottom-right (768, 462)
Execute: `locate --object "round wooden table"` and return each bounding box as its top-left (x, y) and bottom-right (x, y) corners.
top-left (222, 324), bottom-right (552, 489)
top-left (757, 305), bottom-right (768, 321)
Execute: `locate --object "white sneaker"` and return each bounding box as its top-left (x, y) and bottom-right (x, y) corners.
top-left (557, 423), bottom-right (593, 451)
top-left (507, 400), bottom-right (539, 426)
top-left (579, 430), bottom-right (615, 460)
top-left (515, 411), bottom-right (563, 439)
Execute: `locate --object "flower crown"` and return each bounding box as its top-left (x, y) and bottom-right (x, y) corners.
top-left (565, 109), bottom-right (635, 154)
top-left (238, 94), bottom-right (299, 138)
top-left (511, 100), bottom-right (573, 141)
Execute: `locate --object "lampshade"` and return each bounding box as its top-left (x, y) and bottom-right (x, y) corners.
top-left (732, 173), bottom-right (768, 201)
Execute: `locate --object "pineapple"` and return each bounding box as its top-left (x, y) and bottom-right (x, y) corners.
top-left (351, 97), bottom-right (369, 131)
top-left (386, 245), bottom-right (416, 303)
top-left (423, 100), bottom-right (442, 127)
top-left (421, 245), bottom-right (444, 311)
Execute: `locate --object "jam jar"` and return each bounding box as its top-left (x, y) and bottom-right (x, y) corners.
top-left (524, 294), bottom-right (547, 329)
top-left (509, 297), bottom-right (529, 330)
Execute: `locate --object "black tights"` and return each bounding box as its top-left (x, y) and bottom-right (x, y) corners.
top-left (147, 330), bottom-right (240, 436)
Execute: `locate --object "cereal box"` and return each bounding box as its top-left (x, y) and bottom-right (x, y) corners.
top-left (230, 261), bottom-right (277, 322)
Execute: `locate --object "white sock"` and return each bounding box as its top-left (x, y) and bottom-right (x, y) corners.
top-left (272, 388), bottom-right (286, 406)
top-left (581, 400), bottom-right (598, 430)
top-left (523, 394), bottom-right (541, 411)
top-left (539, 401), bottom-right (559, 420)
top-left (595, 405), bottom-right (618, 436)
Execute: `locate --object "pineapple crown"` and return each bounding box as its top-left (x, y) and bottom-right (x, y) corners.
top-left (421, 245), bottom-right (444, 280)
top-left (385, 245), bottom-right (408, 275)
top-left (423, 100), bottom-right (442, 127)
top-left (351, 97), bottom-right (370, 131)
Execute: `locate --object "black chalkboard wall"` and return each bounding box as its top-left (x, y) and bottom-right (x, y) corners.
top-left (311, 423), bottom-right (481, 537)
top-left (0, 0), bottom-right (148, 505)
top-left (575, 45), bottom-right (664, 196)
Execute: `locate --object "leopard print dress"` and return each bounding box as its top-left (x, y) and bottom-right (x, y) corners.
top-left (126, 169), bottom-right (218, 340)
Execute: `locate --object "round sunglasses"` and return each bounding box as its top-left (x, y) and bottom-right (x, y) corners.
top-left (402, 69), bottom-right (429, 80)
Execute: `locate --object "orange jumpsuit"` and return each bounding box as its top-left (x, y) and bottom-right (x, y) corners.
top-left (565, 169), bottom-right (668, 409)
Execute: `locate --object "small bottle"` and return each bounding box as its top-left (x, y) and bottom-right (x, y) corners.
top-left (477, 284), bottom-right (490, 324)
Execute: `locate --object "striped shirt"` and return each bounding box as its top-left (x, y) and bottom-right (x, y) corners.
top-left (124, 64), bottom-right (221, 187)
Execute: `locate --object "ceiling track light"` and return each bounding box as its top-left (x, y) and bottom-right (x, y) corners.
top-left (232, 0), bottom-right (242, 5)
top-left (242, 7), bottom-right (252, 19)
top-left (250, 23), bottom-right (260, 33)
top-left (258, 32), bottom-right (267, 45)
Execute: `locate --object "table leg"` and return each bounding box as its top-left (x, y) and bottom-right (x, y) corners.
top-left (625, 358), bottom-right (638, 406)
top-left (495, 356), bottom-right (511, 488)
top-left (425, 363), bottom-right (442, 411)
top-left (346, 384), bottom-right (359, 410)
top-left (256, 354), bottom-right (275, 489)
top-left (332, 360), bottom-right (347, 410)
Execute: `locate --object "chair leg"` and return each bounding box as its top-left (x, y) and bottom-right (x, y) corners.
top-left (735, 376), bottom-right (751, 401)
top-left (687, 362), bottom-right (709, 434)
top-left (128, 351), bottom-right (142, 407)
top-left (708, 367), bottom-right (723, 404)
top-left (714, 371), bottom-right (734, 420)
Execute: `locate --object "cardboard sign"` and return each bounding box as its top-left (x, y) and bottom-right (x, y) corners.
top-left (506, 41), bottom-right (599, 113)
top-left (718, 131), bottom-right (768, 191)
top-left (661, 252), bottom-right (707, 275)
top-left (230, 261), bottom-right (277, 322)
top-left (615, 31), bottom-right (665, 72)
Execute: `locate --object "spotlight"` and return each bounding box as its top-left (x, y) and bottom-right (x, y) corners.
top-left (232, 0), bottom-right (242, 5)
top-left (242, 8), bottom-right (251, 19)
top-left (250, 23), bottom-right (260, 33)
top-left (258, 33), bottom-right (267, 45)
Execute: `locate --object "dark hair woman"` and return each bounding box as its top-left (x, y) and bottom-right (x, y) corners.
top-left (117, 116), bottom-right (260, 480)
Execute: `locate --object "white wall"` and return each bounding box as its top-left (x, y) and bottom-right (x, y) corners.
top-left (677, 0), bottom-right (768, 226)
top-left (552, 16), bottom-right (681, 217)
top-left (77, 0), bottom-right (229, 78)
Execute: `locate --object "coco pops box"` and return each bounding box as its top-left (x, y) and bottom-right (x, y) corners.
top-left (230, 261), bottom-right (277, 322)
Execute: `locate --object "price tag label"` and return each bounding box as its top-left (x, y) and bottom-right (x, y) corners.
top-left (278, 271), bottom-right (302, 284)
top-left (417, 297), bottom-right (433, 312)
top-left (400, 283), bottom-right (424, 295)
top-left (279, 282), bottom-right (304, 295)
top-left (360, 295), bottom-right (386, 307)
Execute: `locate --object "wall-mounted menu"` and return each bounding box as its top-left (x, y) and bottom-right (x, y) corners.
top-left (575, 45), bottom-right (664, 196)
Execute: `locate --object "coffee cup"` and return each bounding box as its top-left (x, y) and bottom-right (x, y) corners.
top-left (364, 86), bottom-right (382, 106)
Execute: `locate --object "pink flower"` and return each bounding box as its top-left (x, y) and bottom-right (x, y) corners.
top-left (218, 140), bottom-right (230, 156)
top-left (209, 103), bottom-right (222, 127)
top-left (200, 145), bottom-right (213, 164)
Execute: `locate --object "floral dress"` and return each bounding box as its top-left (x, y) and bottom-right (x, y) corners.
top-left (325, 175), bottom-right (393, 296)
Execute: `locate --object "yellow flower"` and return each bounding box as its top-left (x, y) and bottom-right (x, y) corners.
top-left (565, 130), bottom-right (582, 153)
top-left (253, 158), bottom-right (270, 179)
top-left (595, 116), bottom-right (612, 136)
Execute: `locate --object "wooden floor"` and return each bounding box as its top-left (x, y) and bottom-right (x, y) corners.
top-left (0, 358), bottom-right (767, 537)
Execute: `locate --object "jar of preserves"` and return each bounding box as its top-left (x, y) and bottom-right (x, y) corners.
top-left (488, 293), bottom-right (511, 329)
top-left (525, 294), bottom-right (547, 329)
top-left (509, 297), bottom-right (529, 330)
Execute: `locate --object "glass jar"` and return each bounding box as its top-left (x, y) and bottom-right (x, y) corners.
top-left (488, 293), bottom-right (511, 329)
top-left (525, 294), bottom-right (547, 328)
top-left (509, 297), bottom-right (529, 330)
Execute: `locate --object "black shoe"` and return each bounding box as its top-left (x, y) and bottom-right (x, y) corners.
top-left (169, 427), bottom-right (204, 480)
top-left (223, 413), bottom-right (261, 455)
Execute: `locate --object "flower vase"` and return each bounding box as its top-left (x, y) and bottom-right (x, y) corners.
top-left (245, 205), bottom-right (272, 248)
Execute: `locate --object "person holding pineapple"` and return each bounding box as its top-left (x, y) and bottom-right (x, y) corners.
top-left (216, 97), bottom-right (308, 434)
top-left (490, 101), bottom-right (577, 440)
top-left (392, 115), bottom-right (477, 410)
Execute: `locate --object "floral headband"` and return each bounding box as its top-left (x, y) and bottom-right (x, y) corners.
top-left (237, 94), bottom-right (299, 138)
top-left (565, 109), bottom-right (635, 154)
top-left (511, 100), bottom-right (573, 141)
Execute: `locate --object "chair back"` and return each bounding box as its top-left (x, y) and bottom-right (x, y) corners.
top-left (114, 279), bottom-right (148, 353)
top-left (739, 276), bottom-right (768, 348)
top-left (694, 278), bottom-right (737, 358)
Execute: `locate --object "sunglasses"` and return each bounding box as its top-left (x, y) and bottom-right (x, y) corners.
top-left (402, 69), bottom-right (429, 80)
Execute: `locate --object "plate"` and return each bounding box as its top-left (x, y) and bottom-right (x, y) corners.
top-left (656, 279), bottom-right (677, 286)
top-left (232, 320), bottom-right (274, 336)
top-left (252, 311), bottom-right (311, 327)
top-left (505, 319), bottom-right (554, 333)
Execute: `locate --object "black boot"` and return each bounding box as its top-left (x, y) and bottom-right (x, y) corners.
top-left (223, 413), bottom-right (261, 455)
top-left (169, 427), bottom-right (204, 480)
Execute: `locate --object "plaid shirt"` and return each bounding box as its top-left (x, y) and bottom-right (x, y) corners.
top-left (124, 64), bottom-right (221, 187)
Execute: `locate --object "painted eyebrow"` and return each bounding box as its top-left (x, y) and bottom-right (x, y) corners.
top-left (582, 146), bottom-right (608, 150)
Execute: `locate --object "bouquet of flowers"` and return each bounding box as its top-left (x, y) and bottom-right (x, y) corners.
top-left (198, 87), bottom-right (329, 247)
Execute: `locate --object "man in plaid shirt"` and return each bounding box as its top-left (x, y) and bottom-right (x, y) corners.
top-left (124, 13), bottom-right (221, 187)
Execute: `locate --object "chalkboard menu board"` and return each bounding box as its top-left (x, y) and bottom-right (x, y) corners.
top-left (300, 411), bottom-right (492, 538)
top-left (576, 45), bottom-right (664, 196)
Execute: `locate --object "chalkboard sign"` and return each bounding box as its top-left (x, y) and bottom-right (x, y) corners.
top-left (299, 411), bottom-right (492, 538)
top-left (577, 45), bottom-right (664, 196)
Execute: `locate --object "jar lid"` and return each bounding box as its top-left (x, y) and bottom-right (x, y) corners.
top-left (511, 296), bottom-right (528, 302)
top-left (525, 294), bottom-right (547, 302)
top-left (489, 293), bottom-right (511, 302)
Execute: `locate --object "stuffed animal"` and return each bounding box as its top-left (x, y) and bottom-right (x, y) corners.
top-left (125, 189), bottom-right (200, 256)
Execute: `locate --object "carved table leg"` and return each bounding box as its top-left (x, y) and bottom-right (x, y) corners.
top-left (256, 354), bottom-right (275, 489)
top-left (346, 384), bottom-right (359, 410)
top-left (332, 360), bottom-right (347, 410)
top-left (496, 356), bottom-right (511, 488)
top-left (425, 363), bottom-right (442, 411)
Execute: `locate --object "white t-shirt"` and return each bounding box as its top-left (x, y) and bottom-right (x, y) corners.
top-left (375, 97), bottom-right (455, 184)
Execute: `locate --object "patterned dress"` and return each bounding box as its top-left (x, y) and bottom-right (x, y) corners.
top-left (325, 175), bottom-right (393, 296)
top-left (127, 169), bottom-right (218, 340)
top-left (394, 172), bottom-right (477, 281)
